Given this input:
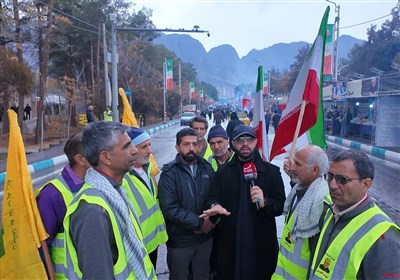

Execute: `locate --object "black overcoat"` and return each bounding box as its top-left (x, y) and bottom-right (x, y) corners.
top-left (208, 152), bottom-right (286, 279)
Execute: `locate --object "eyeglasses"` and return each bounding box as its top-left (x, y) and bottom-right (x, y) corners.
top-left (325, 172), bottom-right (363, 185)
top-left (234, 136), bottom-right (256, 145)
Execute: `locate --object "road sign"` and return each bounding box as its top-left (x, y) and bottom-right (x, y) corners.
top-left (125, 89), bottom-right (131, 97)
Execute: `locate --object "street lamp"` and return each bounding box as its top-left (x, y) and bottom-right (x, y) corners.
top-left (326, 0), bottom-right (340, 82)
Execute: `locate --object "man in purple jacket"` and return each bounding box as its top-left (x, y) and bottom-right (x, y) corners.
top-left (36, 132), bottom-right (91, 277)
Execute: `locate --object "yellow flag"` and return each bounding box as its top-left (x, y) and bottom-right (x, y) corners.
top-left (118, 88), bottom-right (160, 176)
top-left (0, 110), bottom-right (48, 279)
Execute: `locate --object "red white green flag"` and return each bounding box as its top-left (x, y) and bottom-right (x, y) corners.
top-left (190, 81), bottom-right (195, 99)
top-left (263, 72), bottom-right (269, 95)
top-left (253, 66), bottom-right (269, 160)
top-left (270, 7), bottom-right (329, 161)
top-left (166, 59), bottom-right (173, 90)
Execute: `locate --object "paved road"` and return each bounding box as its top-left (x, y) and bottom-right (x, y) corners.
top-left (1, 119), bottom-right (398, 278)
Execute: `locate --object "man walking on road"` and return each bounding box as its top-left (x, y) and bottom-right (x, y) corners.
top-left (190, 116), bottom-right (212, 160)
top-left (36, 132), bottom-right (90, 278)
top-left (204, 124), bottom-right (286, 279)
top-left (63, 121), bottom-right (155, 279)
top-left (123, 127), bottom-right (168, 268)
top-left (272, 145), bottom-right (330, 279)
top-left (158, 128), bottom-right (215, 280)
top-left (309, 150), bottom-right (400, 279)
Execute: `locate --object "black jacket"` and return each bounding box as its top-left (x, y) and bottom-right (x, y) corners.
top-left (158, 154), bottom-right (214, 247)
top-left (207, 152), bottom-right (286, 279)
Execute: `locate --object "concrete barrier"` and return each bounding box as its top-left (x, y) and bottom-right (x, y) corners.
top-left (326, 135), bottom-right (400, 165)
top-left (0, 121), bottom-right (180, 186)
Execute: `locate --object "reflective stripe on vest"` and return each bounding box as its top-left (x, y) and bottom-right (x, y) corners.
top-left (272, 195), bottom-right (332, 279)
top-left (123, 172), bottom-right (168, 253)
top-left (37, 175), bottom-right (74, 279)
top-left (64, 185), bottom-right (155, 279)
top-left (310, 204), bottom-right (399, 279)
top-left (273, 213), bottom-right (310, 279)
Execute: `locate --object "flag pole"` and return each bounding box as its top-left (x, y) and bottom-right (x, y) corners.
top-left (41, 241), bottom-right (55, 280)
top-left (288, 100), bottom-right (307, 159)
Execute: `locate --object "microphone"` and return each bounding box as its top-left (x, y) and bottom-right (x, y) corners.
top-left (243, 162), bottom-right (260, 210)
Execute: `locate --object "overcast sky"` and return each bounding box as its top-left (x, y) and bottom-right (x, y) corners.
top-left (133, 0), bottom-right (397, 58)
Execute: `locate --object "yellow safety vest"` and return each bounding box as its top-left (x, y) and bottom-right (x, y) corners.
top-left (103, 110), bottom-right (113, 121)
top-left (310, 203), bottom-right (399, 279)
top-left (63, 184), bottom-right (155, 279)
top-left (202, 143), bottom-right (213, 161)
top-left (122, 165), bottom-right (168, 253)
top-left (273, 195), bottom-right (332, 280)
top-left (207, 151), bottom-right (235, 171)
top-left (36, 175), bottom-right (74, 280)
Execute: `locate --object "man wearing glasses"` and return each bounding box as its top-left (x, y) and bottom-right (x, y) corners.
top-left (309, 150), bottom-right (400, 279)
top-left (203, 124), bottom-right (286, 279)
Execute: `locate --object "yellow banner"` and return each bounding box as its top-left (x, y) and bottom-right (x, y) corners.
top-left (118, 88), bottom-right (160, 176)
top-left (1, 110), bottom-right (48, 279)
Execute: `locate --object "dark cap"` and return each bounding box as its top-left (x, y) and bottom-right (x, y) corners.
top-left (232, 124), bottom-right (256, 140)
top-left (207, 125), bottom-right (228, 142)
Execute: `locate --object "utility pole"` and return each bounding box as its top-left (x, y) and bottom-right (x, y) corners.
top-left (179, 62), bottom-right (182, 114)
top-left (110, 14), bottom-right (118, 121)
top-left (163, 60), bottom-right (166, 123)
top-left (109, 23), bottom-right (209, 123)
top-left (103, 23), bottom-right (111, 107)
top-left (327, 0), bottom-right (340, 82)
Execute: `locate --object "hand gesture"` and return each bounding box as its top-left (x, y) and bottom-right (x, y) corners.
top-left (201, 204), bottom-right (231, 217)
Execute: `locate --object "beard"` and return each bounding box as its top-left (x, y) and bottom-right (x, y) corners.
top-left (182, 151), bottom-right (197, 163)
top-left (236, 147), bottom-right (255, 161)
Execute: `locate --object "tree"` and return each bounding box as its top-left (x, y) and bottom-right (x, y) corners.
top-left (0, 46), bottom-right (34, 133)
top-left (348, 3), bottom-right (400, 75)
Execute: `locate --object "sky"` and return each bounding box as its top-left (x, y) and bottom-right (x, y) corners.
top-left (133, 0), bottom-right (398, 58)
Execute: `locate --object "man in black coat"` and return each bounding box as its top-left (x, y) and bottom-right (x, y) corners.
top-left (158, 128), bottom-right (215, 280)
top-left (203, 124), bottom-right (286, 279)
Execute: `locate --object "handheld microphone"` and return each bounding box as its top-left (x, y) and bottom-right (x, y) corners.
top-left (243, 162), bottom-right (260, 210)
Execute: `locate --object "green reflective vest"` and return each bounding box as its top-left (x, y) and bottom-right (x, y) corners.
top-left (63, 184), bottom-right (155, 279)
top-left (207, 151), bottom-right (235, 171)
top-left (36, 175), bottom-right (74, 280)
top-left (310, 203), bottom-right (399, 279)
top-left (103, 110), bottom-right (113, 121)
top-left (122, 165), bottom-right (168, 253)
top-left (273, 195), bottom-right (332, 280)
top-left (202, 143), bottom-right (213, 161)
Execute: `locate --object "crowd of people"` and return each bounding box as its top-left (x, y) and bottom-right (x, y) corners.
top-left (33, 116), bottom-right (399, 279)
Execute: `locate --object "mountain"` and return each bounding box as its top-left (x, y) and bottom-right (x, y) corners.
top-left (154, 33), bottom-right (364, 91)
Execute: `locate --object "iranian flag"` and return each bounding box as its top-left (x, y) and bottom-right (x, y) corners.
top-left (263, 72), bottom-right (269, 94)
top-left (166, 59), bottom-right (173, 90)
top-left (252, 66), bottom-right (269, 160)
top-left (190, 81), bottom-right (195, 99)
top-left (270, 7), bottom-right (329, 161)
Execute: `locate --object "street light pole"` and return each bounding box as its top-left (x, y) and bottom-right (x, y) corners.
top-left (110, 14), bottom-right (119, 121)
top-left (109, 24), bottom-right (210, 123)
top-left (326, 0), bottom-right (340, 82)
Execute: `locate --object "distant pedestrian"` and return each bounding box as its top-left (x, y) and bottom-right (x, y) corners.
top-left (214, 110), bottom-right (223, 125)
top-left (86, 105), bottom-right (95, 123)
top-left (24, 104), bottom-right (32, 120)
top-left (265, 110), bottom-right (271, 135)
top-left (103, 106), bottom-right (113, 122)
top-left (272, 111), bottom-right (281, 132)
top-left (226, 112), bottom-right (244, 149)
